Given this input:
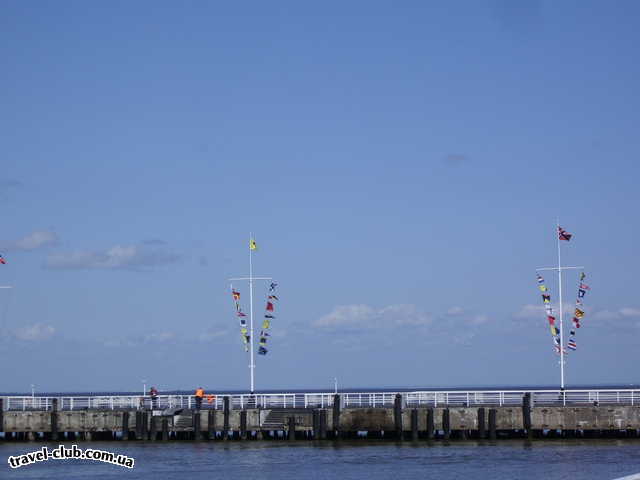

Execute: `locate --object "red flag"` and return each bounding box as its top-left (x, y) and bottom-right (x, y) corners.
top-left (266, 302), bottom-right (274, 311)
top-left (547, 315), bottom-right (556, 325)
top-left (232, 290), bottom-right (240, 300)
top-left (0, 255), bottom-right (6, 264)
top-left (558, 227), bottom-right (572, 241)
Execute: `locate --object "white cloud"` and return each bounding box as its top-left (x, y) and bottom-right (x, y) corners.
top-left (446, 306), bottom-right (465, 316)
top-left (592, 307), bottom-right (640, 321)
top-left (469, 314), bottom-right (490, 325)
top-left (14, 323), bottom-right (56, 341)
top-left (314, 304), bottom-right (377, 329)
top-left (144, 332), bottom-right (175, 343)
top-left (314, 303), bottom-right (434, 330)
top-left (45, 243), bottom-right (180, 270)
top-left (513, 304), bottom-right (545, 320)
top-left (620, 308), bottom-right (640, 318)
top-left (198, 329), bottom-right (229, 342)
top-left (1, 230), bottom-right (58, 251)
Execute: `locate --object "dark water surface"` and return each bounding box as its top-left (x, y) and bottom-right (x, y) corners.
top-left (2, 440), bottom-right (640, 479)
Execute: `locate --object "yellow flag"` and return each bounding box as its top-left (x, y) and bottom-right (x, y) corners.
top-left (250, 239), bottom-right (257, 250)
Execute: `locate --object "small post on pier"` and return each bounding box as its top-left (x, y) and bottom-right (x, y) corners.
top-left (332, 394), bottom-right (341, 437)
top-left (411, 409), bottom-right (419, 441)
top-left (142, 411), bottom-right (149, 440)
top-left (312, 410), bottom-right (319, 439)
top-left (161, 417), bottom-right (169, 441)
top-left (240, 410), bottom-right (247, 440)
top-left (488, 409), bottom-right (497, 440)
top-left (522, 393), bottom-right (533, 439)
top-left (51, 398), bottom-right (59, 441)
top-left (207, 410), bottom-right (216, 440)
top-left (134, 411), bottom-right (140, 440)
top-left (288, 416), bottom-right (296, 441)
top-left (319, 410), bottom-right (327, 440)
top-left (223, 396), bottom-right (230, 440)
top-left (426, 408), bottom-right (434, 440)
top-left (122, 411), bottom-right (130, 441)
top-left (442, 408), bottom-right (451, 440)
top-left (193, 411), bottom-right (201, 441)
top-left (394, 394), bottom-right (403, 440)
top-left (149, 415), bottom-right (157, 441)
top-left (0, 398), bottom-right (4, 439)
top-left (477, 408), bottom-right (486, 439)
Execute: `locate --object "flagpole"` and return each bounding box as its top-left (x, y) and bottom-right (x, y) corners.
top-left (557, 220), bottom-right (565, 390)
top-left (249, 232), bottom-right (255, 394)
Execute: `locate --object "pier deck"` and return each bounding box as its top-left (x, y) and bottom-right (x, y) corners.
top-left (1, 389), bottom-right (639, 442)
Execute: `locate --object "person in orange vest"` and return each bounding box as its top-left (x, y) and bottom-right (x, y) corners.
top-left (195, 387), bottom-right (204, 410)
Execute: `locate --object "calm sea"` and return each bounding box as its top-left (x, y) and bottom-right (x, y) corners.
top-left (2, 440), bottom-right (640, 479)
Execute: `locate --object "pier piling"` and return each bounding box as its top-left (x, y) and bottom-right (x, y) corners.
top-left (223, 397), bottom-right (230, 440)
top-left (288, 416), bottom-right (296, 441)
top-left (193, 412), bottom-right (201, 441)
top-left (477, 408), bottom-right (486, 439)
top-left (240, 411), bottom-right (247, 440)
top-left (426, 408), bottom-right (435, 440)
top-left (122, 411), bottom-right (130, 441)
top-left (51, 398), bottom-right (59, 441)
top-left (319, 410), bottom-right (327, 440)
top-left (207, 410), bottom-right (216, 440)
top-left (332, 394), bottom-right (341, 437)
top-left (394, 394), bottom-right (403, 440)
top-left (488, 409), bottom-right (497, 440)
top-left (410, 409), bottom-right (419, 441)
top-left (161, 417), bottom-right (169, 441)
top-left (443, 408), bottom-right (451, 440)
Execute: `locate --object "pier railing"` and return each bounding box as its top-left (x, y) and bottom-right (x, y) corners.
top-left (2, 389), bottom-right (639, 411)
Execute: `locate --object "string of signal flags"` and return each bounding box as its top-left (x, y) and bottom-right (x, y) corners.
top-left (536, 226), bottom-right (590, 356)
top-left (230, 238), bottom-right (279, 356)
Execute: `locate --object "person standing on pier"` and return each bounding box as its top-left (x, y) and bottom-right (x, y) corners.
top-left (149, 386), bottom-right (158, 410)
top-left (195, 387), bottom-right (204, 410)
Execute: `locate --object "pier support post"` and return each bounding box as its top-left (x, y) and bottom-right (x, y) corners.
top-left (394, 394), bottom-right (403, 440)
top-left (426, 408), bottom-right (434, 440)
top-left (477, 408), bottom-right (486, 439)
top-left (488, 409), bottom-right (497, 440)
top-left (138, 412), bottom-right (144, 440)
top-left (51, 399), bottom-right (59, 441)
top-left (142, 412), bottom-right (149, 440)
top-left (312, 410), bottom-right (319, 439)
top-left (0, 398), bottom-right (4, 439)
top-left (522, 393), bottom-right (533, 439)
top-left (161, 418), bottom-right (169, 441)
top-left (223, 397), bottom-right (230, 440)
top-left (193, 412), bottom-right (201, 441)
top-left (122, 412), bottom-right (130, 441)
top-left (149, 415), bottom-right (157, 441)
top-left (442, 408), bottom-right (451, 440)
top-left (207, 410), bottom-right (216, 440)
top-left (319, 410), bottom-right (327, 440)
top-left (240, 411), bottom-right (247, 440)
top-left (288, 416), bottom-right (296, 441)
top-left (332, 394), bottom-right (341, 437)
top-left (411, 409), bottom-right (418, 441)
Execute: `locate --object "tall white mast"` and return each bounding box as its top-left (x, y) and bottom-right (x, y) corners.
top-left (249, 232), bottom-right (255, 393)
top-left (537, 222), bottom-right (583, 390)
top-left (557, 221), bottom-right (565, 390)
top-left (229, 235), bottom-right (272, 394)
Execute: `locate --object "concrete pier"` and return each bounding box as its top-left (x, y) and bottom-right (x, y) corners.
top-left (2, 405), bottom-right (639, 442)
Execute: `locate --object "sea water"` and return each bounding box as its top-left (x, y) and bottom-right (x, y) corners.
top-left (2, 439), bottom-right (640, 479)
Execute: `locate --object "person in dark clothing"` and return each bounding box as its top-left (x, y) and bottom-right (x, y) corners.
top-left (195, 387), bottom-right (204, 410)
top-left (149, 387), bottom-right (159, 409)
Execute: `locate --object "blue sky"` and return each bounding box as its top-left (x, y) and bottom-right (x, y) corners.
top-left (1, 1), bottom-right (639, 393)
